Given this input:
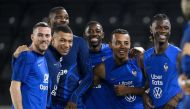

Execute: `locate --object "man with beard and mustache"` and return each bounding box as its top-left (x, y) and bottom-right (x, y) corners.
top-left (10, 22), bottom-right (52, 109)
top-left (143, 14), bottom-right (183, 109)
top-left (82, 21), bottom-right (115, 109)
top-left (93, 29), bottom-right (146, 109)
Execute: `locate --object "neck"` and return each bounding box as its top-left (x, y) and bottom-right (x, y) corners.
top-left (154, 42), bottom-right (169, 54)
top-left (90, 44), bottom-right (102, 52)
top-left (30, 44), bottom-right (44, 55)
top-left (114, 56), bottom-right (128, 66)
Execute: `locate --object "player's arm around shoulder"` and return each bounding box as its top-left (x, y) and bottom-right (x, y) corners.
top-left (13, 45), bottom-right (30, 58)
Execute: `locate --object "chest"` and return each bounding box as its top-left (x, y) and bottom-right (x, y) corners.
top-left (107, 63), bottom-right (144, 87)
top-left (145, 55), bottom-right (176, 76)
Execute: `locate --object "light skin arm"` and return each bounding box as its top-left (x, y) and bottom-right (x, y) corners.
top-left (13, 45), bottom-right (30, 58)
top-left (10, 80), bottom-right (23, 109)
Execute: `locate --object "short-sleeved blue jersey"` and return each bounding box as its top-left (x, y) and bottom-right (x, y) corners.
top-left (180, 22), bottom-right (190, 77)
top-left (180, 22), bottom-right (190, 109)
top-left (84, 43), bottom-right (116, 109)
top-left (12, 51), bottom-right (49, 109)
top-left (143, 44), bottom-right (182, 107)
top-left (104, 57), bottom-right (145, 109)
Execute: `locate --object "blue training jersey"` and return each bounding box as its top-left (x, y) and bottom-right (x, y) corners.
top-left (143, 44), bottom-right (182, 107)
top-left (84, 43), bottom-right (116, 109)
top-left (45, 46), bottom-right (62, 108)
top-left (180, 22), bottom-right (190, 77)
top-left (180, 22), bottom-right (190, 109)
top-left (50, 35), bottom-right (92, 109)
top-left (11, 51), bottom-right (49, 109)
top-left (104, 57), bottom-right (145, 109)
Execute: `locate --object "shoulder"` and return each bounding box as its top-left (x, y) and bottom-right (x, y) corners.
top-left (101, 43), bottom-right (112, 53)
top-left (73, 35), bottom-right (85, 42)
top-left (20, 51), bottom-right (36, 64)
top-left (144, 47), bottom-right (154, 59)
top-left (73, 35), bottom-right (88, 47)
top-left (168, 44), bottom-right (181, 53)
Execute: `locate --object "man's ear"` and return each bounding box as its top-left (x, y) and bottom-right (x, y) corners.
top-left (109, 42), bottom-right (113, 49)
top-left (83, 32), bottom-right (87, 39)
top-left (101, 32), bottom-right (104, 39)
top-left (51, 36), bottom-right (55, 46)
top-left (150, 26), bottom-right (153, 34)
top-left (31, 34), bottom-right (34, 41)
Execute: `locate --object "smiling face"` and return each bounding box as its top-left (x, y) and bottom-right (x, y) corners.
top-left (49, 9), bottom-right (69, 28)
top-left (84, 23), bottom-right (104, 51)
top-left (110, 33), bottom-right (131, 61)
top-left (52, 31), bottom-right (73, 55)
top-left (150, 19), bottom-right (171, 46)
top-left (31, 27), bottom-right (52, 54)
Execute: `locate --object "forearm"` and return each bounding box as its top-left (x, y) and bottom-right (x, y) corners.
top-left (70, 71), bottom-right (93, 103)
top-left (10, 86), bottom-right (23, 109)
top-left (127, 87), bottom-right (145, 95)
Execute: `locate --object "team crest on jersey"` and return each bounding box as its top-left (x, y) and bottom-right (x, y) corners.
top-left (43, 74), bottom-right (49, 83)
top-left (132, 70), bottom-right (137, 76)
top-left (164, 63), bottom-right (168, 72)
top-left (101, 56), bottom-right (106, 62)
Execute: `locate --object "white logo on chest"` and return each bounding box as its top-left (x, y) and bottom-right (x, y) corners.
top-left (153, 87), bottom-right (162, 99)
top-left (43, 74), bottom-right (49, 83)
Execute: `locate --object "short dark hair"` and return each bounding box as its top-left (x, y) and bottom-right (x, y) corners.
top-left (33, 22), bottom-right (50, 31)
top-left (151, 13), bottom-right (170, 24)
top-left (53, 24), bottom-right (72, 34)
top-left (48, 6), bottom-right (66, 17)
top-left (85, 21), bottom-right (103, 31)
top-left (111, 28), bottom-right (129, 35)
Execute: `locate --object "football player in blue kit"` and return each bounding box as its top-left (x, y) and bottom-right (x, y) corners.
top-left (44, 25), bottom-right (75, 109)
top-left (179, 0), bottom-right (190, 108)
top-left (10, 22), bottom-right (52, 109)
top-left (94, 29), bottom-right (146, 109)
top-left (82, 21), bottom-right (115, 109)
top-left (143, 14), bottom-right (183, 109)
top-left (47, 7), bottom-right (92, 109)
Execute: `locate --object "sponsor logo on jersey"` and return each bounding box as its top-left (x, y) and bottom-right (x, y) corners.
top-left (153, 87), bottom-right (162, 99)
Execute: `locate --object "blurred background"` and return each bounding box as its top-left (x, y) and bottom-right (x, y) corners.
top-left (0, 0), bottom-right (185, 108)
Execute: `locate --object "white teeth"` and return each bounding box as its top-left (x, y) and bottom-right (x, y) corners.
top-left (160, 35), bottom-right (166, 39)
top-left (119, 51), bottom-right (125, 53)
top-left (91, 38), bottom-right (98, 42)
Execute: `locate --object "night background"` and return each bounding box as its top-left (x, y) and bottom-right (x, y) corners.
top-left (0, 0), bottom-right (185, 108)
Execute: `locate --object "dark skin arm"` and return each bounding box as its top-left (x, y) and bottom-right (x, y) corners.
top-left (137, 51), bottom-right (154, 109)
top-left (163, 53), bottom-right (183, 109)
